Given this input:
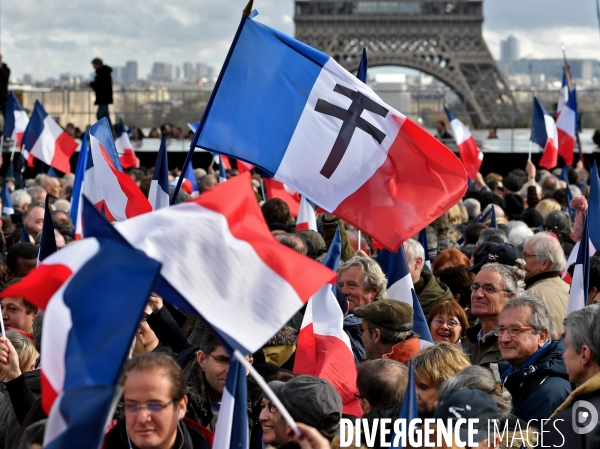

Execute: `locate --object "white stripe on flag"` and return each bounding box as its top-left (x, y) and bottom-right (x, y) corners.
top-left (568, 264), bottom-right (586, 315)
top-left (387, 272), bottom-right (414, 303)
top-left (213, 386), bottom-right (234, 449)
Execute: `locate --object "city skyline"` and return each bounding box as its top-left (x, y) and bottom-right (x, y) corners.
top-left (3, 0), bottom-right (600, 80)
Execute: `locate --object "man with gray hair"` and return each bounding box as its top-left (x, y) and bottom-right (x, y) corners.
top-left (462, 263), bottom-right (518, 367)
top-left (522, 232), bottom-right (568, 335)
top-left (463, 198), bottom-right (481, 222)
top-left (403, 238), bottom-right (453, 316)
top-left (546, 304), bottom-right (600, 448)
top-left (497, 295), bottom-right (571, 423)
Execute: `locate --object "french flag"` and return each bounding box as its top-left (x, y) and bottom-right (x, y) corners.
top-left (192, 16), bottom-right (467, 251)
top-left (148, 134), bottom-right (170, 210)
top-left (1, 181), bottom-right (14, 215)
top-left (218, 155), bottom-right (227, 183)
top-left (294, 227), bottom-right (363, 417)
top-left (21, 100), bottom-right (77, 173)
top-left (3, 92), bottom-right (28, 147)
top-left (38, 195), bottom-right (57, 263)
top-left (69, 133), bottom-right (89, 240)
top-left (0, 235), bottom-right (161, 448)
top-left (83, 118), bottom-right (152, 222)
top-left (116, 118), bottom-right (137, 169)
top-left (85, 172), bottom-right (336, 354)
top-left (212, 358), bottom-right (249, 449)
top-left (263, 178), bottom-right (300, 217)
top-left (376, 244), bottom-right (434, 348)
top-left (531, 97), bottom-right (559, 170)
top-left (567, 211), bottom-right (590, 314)
top-left (295, 194), bottom-right (317, 231)
top-left (556, 71), bottom-right (569, 119)
top-left (556, 90), bottom-right (577, 167)
top-left (170, 159), bottom-right (199, 196)
top-left (444, 107), bottom-right (483, 180)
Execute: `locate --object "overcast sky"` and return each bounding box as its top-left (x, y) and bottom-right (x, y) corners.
top-left (3, 0), bottom-right (600, 80)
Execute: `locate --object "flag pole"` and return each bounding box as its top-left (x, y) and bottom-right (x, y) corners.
top-left (357, 230), bottom-right (362, 252)
top-left (528, 140), bottom-right (532, 161)
top-left (233, 350), bottom-right (301, 438)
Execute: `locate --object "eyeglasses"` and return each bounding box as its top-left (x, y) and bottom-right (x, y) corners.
top-left (207, 354), bottom-right (231, 366)
top-left (432, 317), bottom-right (461, 329)
top-left (261, 402), bottom-right (277, 413)
top-left (124, 399), bottom-right (177, 414)
top-left (470, 284), bottom-right (510, 294)
top-left (493, 326), bottom-right (539, 337)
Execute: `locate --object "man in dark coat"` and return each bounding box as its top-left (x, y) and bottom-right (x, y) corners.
top-left (0, 55), bottom-right (10, 119)
top-left (497, 295), bottom-right (571, 424)
top-left (89, 57), bottom-right (113, 125)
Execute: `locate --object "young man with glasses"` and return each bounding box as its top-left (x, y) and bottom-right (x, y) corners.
top-left (496, 295), bottom-right (571, 423)
top-left (462, 263), bottom-right (518, 368)
top-left (104, 352), bottom-right (211, 449)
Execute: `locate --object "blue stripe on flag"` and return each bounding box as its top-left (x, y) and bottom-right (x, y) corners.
top-left (21, 100), bottom-right (47, 151)
top-left (213, 358), bottom-right (248, 449)
top-left (70, 133), bottom-right (88, 228)
top-left (392, 360), bottom-right (419, 448)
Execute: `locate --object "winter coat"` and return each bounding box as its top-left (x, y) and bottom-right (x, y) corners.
top-left (414, 271), bottom-right (453, 317)
top-left (499, 339), bottom-right (572, 423)
top-left (525, 272), bottom-right (569, 335)
top-left (343, 315), bottom-right (366, 366)
top-left (462, 323), bottom-right (505, 368)
top-left (321, 216), bottom-right (355, 262)
top-left (545, 371), bottom-right (600, 449)
top-left (103, 417), bottom-right (212, 449)
top-left (0, 64), bottom-right (10, 101)
top-left (0, 370), bottom-right (40, 449)
top-left (90, 65), bottom-right (113, 105)
top-left (381, 337), bottom-right (421, 363)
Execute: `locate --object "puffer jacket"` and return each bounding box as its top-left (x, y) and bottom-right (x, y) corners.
top-left (499, 339), bottom-right (572, 423)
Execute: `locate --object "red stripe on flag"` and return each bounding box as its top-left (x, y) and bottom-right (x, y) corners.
top-left (539, 139), bottom-right (558, 170)
top-left (0, 263), bottom-right (73, 310)
top-left (558, 129), bottom-right (574, 167)
top-left (120, 149), bottom-right (137, 170)
top-left (263, 178), bottom-right (300, 217)
top-left (333, 117), bottom-right (467, 251)
top-left (295, 222), bottom-right (310, 231)
top-left (51, 132), bottom-right (78, 173)
top-left (221, 155), bottom-right (232, 170)
top-left (41, 370), bottom-right (59, 415)
top-left (457, 137), bottom-right (482, 180)
top-left (191, 172), bottom-right (336, 302)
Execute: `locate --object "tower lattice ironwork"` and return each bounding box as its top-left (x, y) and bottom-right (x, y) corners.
top-left (294, 0), bottom-right (520, 127)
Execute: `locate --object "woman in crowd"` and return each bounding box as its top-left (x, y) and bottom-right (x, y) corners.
top-left (432, 248), bottom-right (470, 276)
top-left (427, 300), bottom-right (469, 345)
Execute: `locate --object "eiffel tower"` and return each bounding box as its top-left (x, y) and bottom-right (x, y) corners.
top-left (294, 0), bottom-right (520, 127)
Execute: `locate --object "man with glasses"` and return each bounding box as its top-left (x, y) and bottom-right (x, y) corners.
top-left (104, 352), bottom-right (211, 449)
top-left (462, 263), bottom-right (518, 368)
top-left (497, 295), bottom-right (571, 423)
top-left (522, 232), bottom-right (568, 335)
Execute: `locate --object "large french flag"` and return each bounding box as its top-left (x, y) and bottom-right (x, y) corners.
top-left (567, 211), bottom-right (590, 314)
top-left (295, 194), bottom-right (317, 231)
top-left (149, 135), bottom-right (170, 210)
top-left (69, 133), bottom-right (89, 240)
top-left (84, 172), bottom-right (336, 354)
top-left (0, 236), bottom-right (161, 448)
top-left (3, 92), bottom-right (28, 147)
top-left (83, 118), bottom-right (152, 222)
top-left (263, 178), bottom-right (301, 217)
top-left (376, 245), bottom-right (434, 348)
top-left (531, 97), bottom-right (559, 170)
top-left (294, 227), bottom-right (363, 417)
top-left (444, 107), bottom-right (483, 180)
top-left (556, 91), bottom-right (577, 167)
top-left (21, 100), bottom-right (77, 173)
top-left (192, 16), bottom-right (467, 251)
top-left (116, 119), bottom-right (137, 169)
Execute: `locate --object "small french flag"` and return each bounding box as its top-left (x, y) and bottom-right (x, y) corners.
top-left (21, 100), bottom-right (78, 173)
top-left (444, 107), bottom-right (483, 180)
top-left (556, 92), bottom-right (577, 167)
top-left (295, 195), bottom-right (317, 231)
top-left (531, 98), bottom-right (559, 170)
top-left (116, 119), bottom-right (137, 169)
top-left (148, 135), bottom-right (170, 210)
top-left (1, 181), bottom-right (14, 215)
top-left (3, 92), bottom-right (28, 147)
top-left (218, 155), bottom-right (227, 183)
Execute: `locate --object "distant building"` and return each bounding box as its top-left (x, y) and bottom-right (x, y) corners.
top-left (149, 62), bottom-right (173, 82)
top-left (509, 59), bottom-right (596, 80)
top-left (500, 35), bottom-right (519, 71)
top-left (124, 61), bottom-right (138, 82)
top-left (113, 66), bottom-right (124, 83)
top-left (23, 74), bottom-right (33, 84)
top-left (183, 62), bottom-right (194, 80)
top-left (175, 66), bottom-right (182, 80)
top-left (207, 66), bottom-right (216, 79)
top-left (196, 63), bottom-right (208, 79)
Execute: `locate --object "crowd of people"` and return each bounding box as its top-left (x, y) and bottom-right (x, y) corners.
top-left (0, 155), bottom-right (598, 449)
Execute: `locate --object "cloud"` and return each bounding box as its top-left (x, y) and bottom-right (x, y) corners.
top-left (3, 0), bottom-right (599, 80)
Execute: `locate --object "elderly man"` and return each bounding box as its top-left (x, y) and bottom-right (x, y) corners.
top-left (22, 203), bottom-right (45, 242)
top-left (40, 176), bottom-right (61, 200)
top-left (404, 238), bottom-right (453, 316)
top-left (9, 190), bottom-right (31, 224)
top-left (522, 232), bottom-right (568, 335)
top-left (353, 299), bottom-right (420, 363)
top-left (497, 295), bottom-right (571, 423)
top-left (546, 304), bottom-right (600, 448)
top-left (462, 263), bottom-right (518, 367)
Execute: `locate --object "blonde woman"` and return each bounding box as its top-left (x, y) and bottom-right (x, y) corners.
top-left (535, 198), bottom-right (561, 220)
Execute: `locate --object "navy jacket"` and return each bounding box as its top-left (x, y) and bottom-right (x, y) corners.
top-left (499, 339), bottom-right (572, 424)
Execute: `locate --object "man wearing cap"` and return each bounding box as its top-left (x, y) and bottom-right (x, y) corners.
top-left (353, 299), bottom-right (420, 363)
top-left (267, 375), bottom-right (342, 446)
top-left (522, 232), bottom-right (569, 335)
